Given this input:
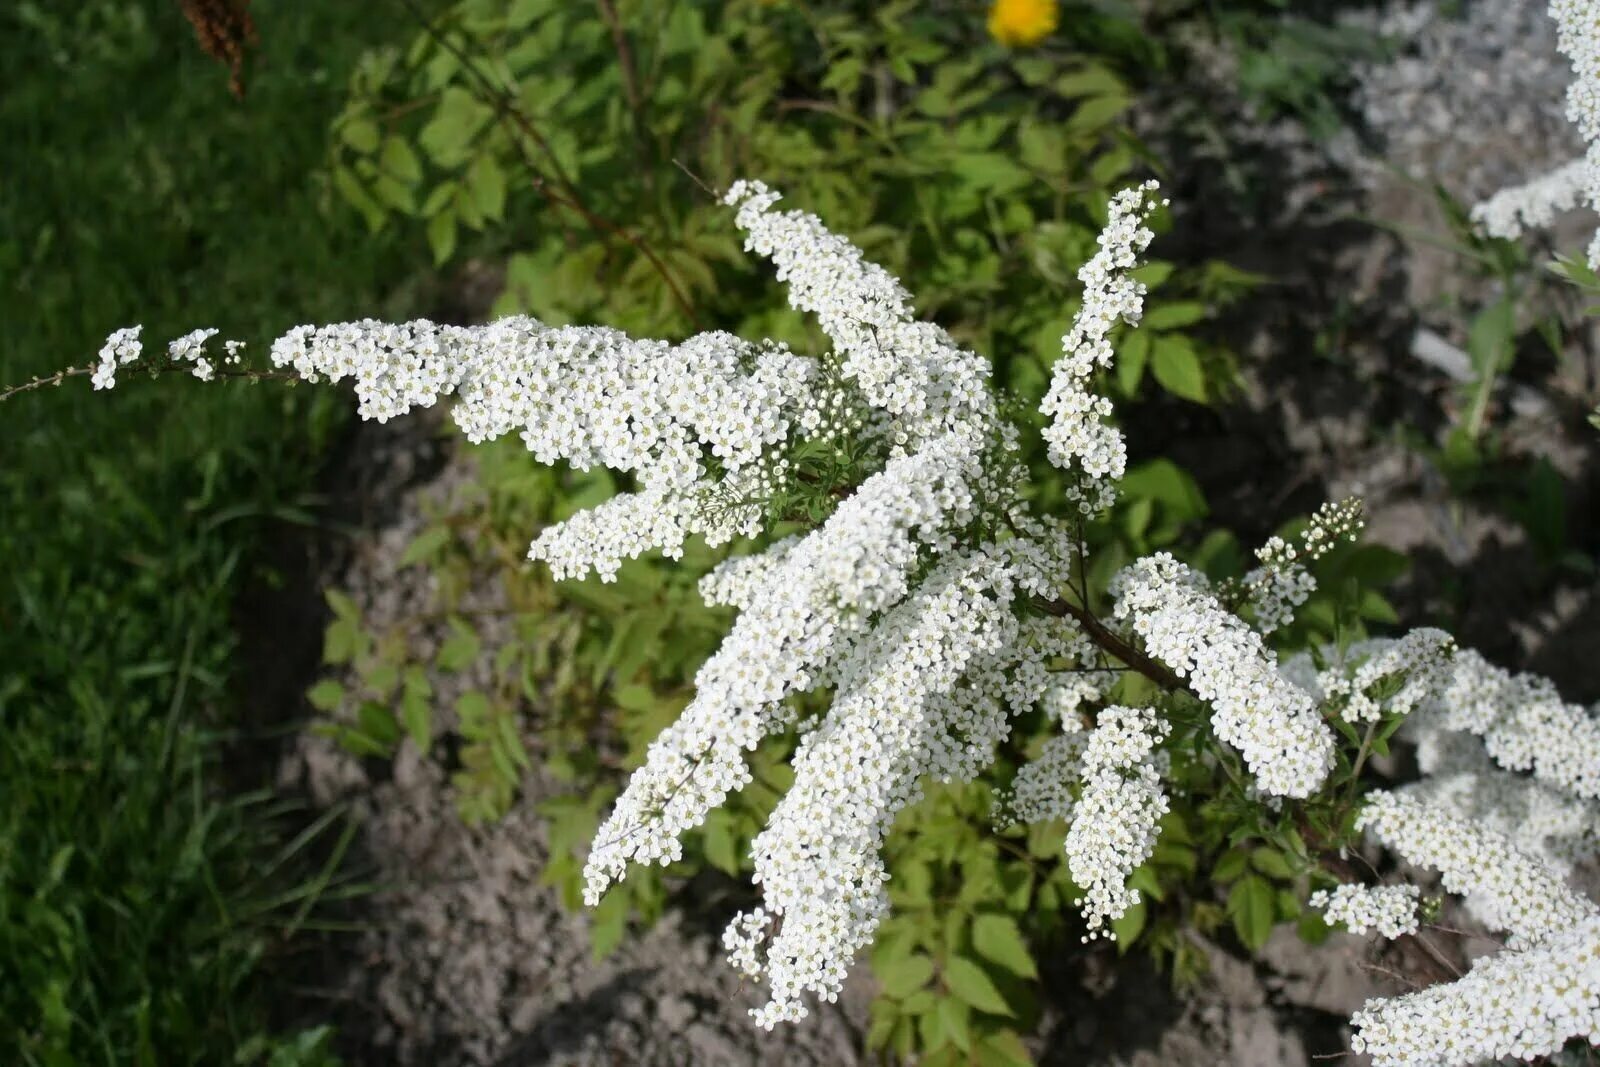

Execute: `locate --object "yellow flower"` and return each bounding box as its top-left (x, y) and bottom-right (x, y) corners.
top-left (987, 0), bottom-right (1059, 49)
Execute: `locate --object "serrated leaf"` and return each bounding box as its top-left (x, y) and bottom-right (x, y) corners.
top-left (944, 956), bottom-right (1014, 1017)
top-left (972, 914), bottom-right (1036, 978)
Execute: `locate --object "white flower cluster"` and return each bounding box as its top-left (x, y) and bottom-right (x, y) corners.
top-left (168, 327), bottom-right (219, 381)
top-left (581, 434), bottom-right (990, 903)
top-left (1350, 913), bottom-right (1600, 1066)
top-left (91, 326), bottom-right (143, 390)
top-left (1417, 647), bottom-right (1600, 800)
top-left (1357, 791), bottom-right (1594, 948)
top-left (1113, 552), bottom-right (1334, 797)
top-left (1064, 705), bottom-right (1171, 940)
top-left (1407, 727), bottom-right (1599, 876)
top-left (724, 180), bottom-right (996, 446)
top-left (733, 551), bottom-right (1029, 1026)
top-left (1315, 628), bottom-right (1457, 724)
top-left (1007, 720), bottom-right (1089, 825)
top-left (1309, 883), bottom-right (1420, 939)
top-left (1477, 2), bottom-right (1600, 261)
top-left (270, 317), bottom-right (860, 582)
top-left (1471, 156), bottom-right (1591, 241)
top-left (1554, 0), bottom-right (1600, 266)
top-left (697, 535), bottom-right (801, 610)
top-left (1242, 498), bottom-right (1364, 633)
top-left (1040, 181), bottom-right (1163, 514)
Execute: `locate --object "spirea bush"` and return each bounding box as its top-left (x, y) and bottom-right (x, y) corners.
top-left (53, 172), bottom-right (1600, 1065)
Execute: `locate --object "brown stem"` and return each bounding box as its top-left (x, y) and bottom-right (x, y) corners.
top-left (595, 0), bottom-right (643, 122)
top-left (0, 365), bottom-right (93, 402)
top-left (2, 361), bottom-right (298, 403)
top-left (1033, 596), bottom-right (1191, 696)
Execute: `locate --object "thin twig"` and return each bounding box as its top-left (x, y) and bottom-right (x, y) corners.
top-left (392, 0), bottom-right (699, 326)
top-left (1033, 596), bottom-right (1191, 695)
top-left (595, 0), bottom-right (643, 121)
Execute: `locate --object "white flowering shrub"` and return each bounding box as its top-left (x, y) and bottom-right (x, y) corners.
top-left (45, 167), bottom-right (1600, 1065)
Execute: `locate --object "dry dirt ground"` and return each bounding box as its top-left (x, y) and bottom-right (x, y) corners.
top-left (256, 3), bottom-right (1600, 1063)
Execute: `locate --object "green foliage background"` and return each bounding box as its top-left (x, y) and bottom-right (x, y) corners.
top-left (0, 3), bottom-right (425, 1063)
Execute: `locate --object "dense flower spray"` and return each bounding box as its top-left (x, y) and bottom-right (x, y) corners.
top-left (69, 176), bottom-right (1600, 1061)
top-left (1472, 1), bottom-right (1600, 263)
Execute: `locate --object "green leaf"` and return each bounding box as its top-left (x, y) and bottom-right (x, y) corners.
top-left (1116, 331), bottom-right (1150, 394)
top-left (418, 87), bottom-right (492, 166)
top-left (322, 619), bottom-right (359, 665)
top-left (938, 996), bottom-right (972, 1053)
top-left (1110, 899), bottom-right (1147, 949)
top-left (1151, 335), bottom-right (1207, 403)
top-left (878, 953), bottom-right (935, 999)
top-left (379, 135), bottom-right (422, 185)
top-left (332, 166), bottom-right (386, 231)
top-left (306, 679), bottom-right (344, 713)
top-left (427, 209), bottom-right (458, 267)
top-left (339, 117), bottom-right (380, 153)
top-left (1120, 459), bottom-right (1207, 524)
top-left (1212, 847), bottom-right (1249, 883)
top-left (401, 666), bottom-right (432, 754)
top-left (590, 889), bottom-right (629, 958)
top-left (466, 153), bottom-right (508, 221)
top-left (974, 1027), bottom-right (1033, 1067)
top-left (1142, 301), bottom-right (1207, 331)
top-left (972, 914), bottom-right (1037, 978)
top-left (438, 617), bottom-right (480, 672)
top-left (1250, 847), bottom-right (1295, 880)
top-left (944, 956), bottom-right (1014, 1017)
top-left (400, 526), bottom-right (450, 568)
top-left (701, 813), bottom-right (740, 876)
top-left (1066, 93), bottom-right (1131, 133)
top-left (1228, 874), bottom-right (1277, 951)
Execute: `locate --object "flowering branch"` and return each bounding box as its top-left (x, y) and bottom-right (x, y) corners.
top-left (35, 173), bottom-right (1600, 1062)
top-left (1032, 595), bottom-right (1190, 696)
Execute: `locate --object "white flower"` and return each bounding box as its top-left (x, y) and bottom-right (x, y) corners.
top-left (91, 326), bottom-right (143, 390)
top-left (1350, 914), bottom-right (1600, 1066)
top-left (1064, 705), bottom-right (1171, 939)
top-left (581, 434), bottom-right (993, 905)
top-left (1478, 3), bottom-right (1600, 264)
top-left (1309, 883), bottom-right (1420, 939)
top-left (734, 550), bottom-right (1024, 1026)
top-left (1113, 552), bottom-right (1334, 797)
top-left (1472, 156), bottom-right (1591, 240)
top-left (1357, 791), bottom-right (1594, 949)
top-left (1040, 181), bottom-right (1163, 514)
top-left (1418, 647), bottom-right (1600, 800)
top-left (1315, 628), bottom-right (1456, 724)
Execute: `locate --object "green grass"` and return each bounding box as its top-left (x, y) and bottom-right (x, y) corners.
top-left (0, 2), bottom-right (429, 1062)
